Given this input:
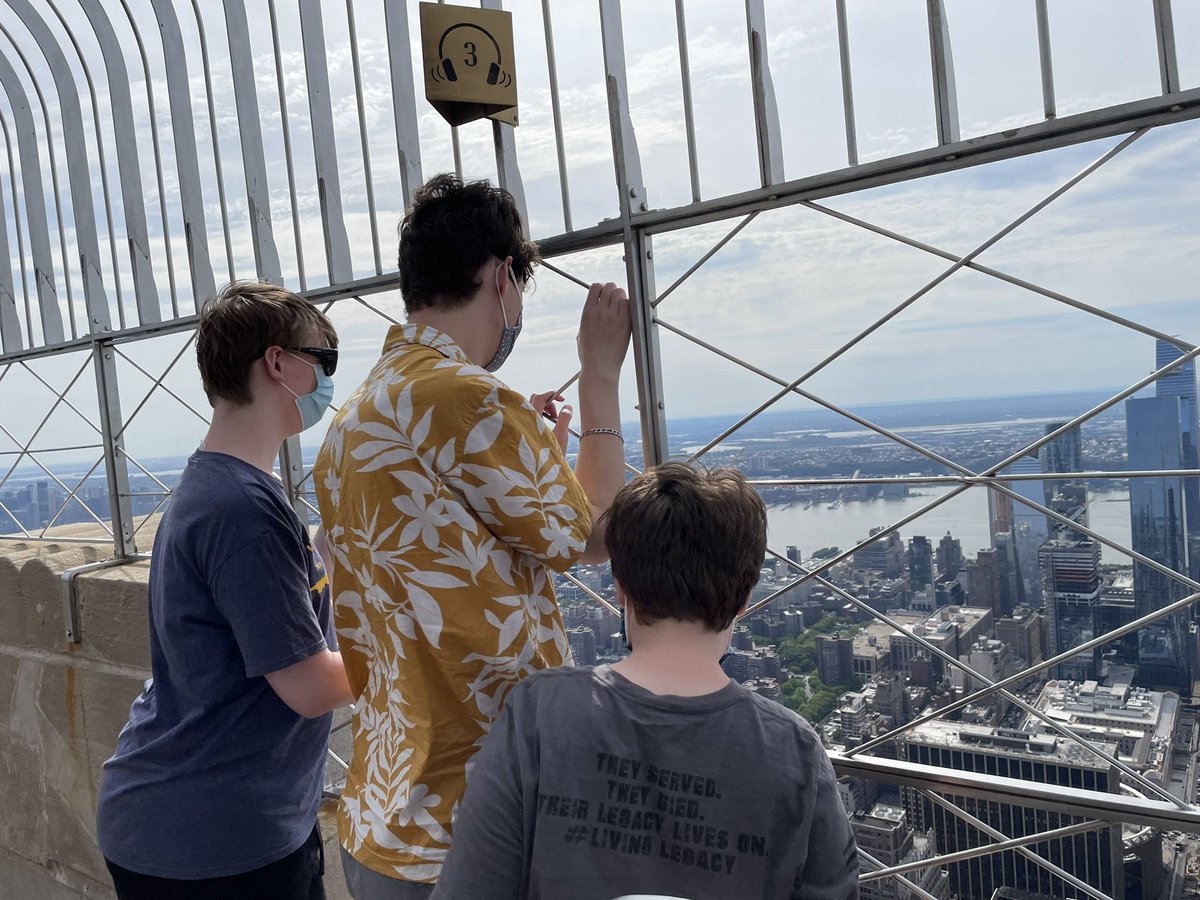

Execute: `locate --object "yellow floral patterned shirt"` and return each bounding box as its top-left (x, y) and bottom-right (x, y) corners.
top-left (314, 324), bottom-right (591, 882)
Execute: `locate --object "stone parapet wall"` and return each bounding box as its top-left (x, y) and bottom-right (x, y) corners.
top-left (0, 540), bottom-right (149, 899)
top-left (0, 540), bottom-right (350, 899)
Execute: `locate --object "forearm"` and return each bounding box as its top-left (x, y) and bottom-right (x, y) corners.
top-left (574, 370), bottom-right (624, 564)
top-left (265, 649), bottom-right (355, 718)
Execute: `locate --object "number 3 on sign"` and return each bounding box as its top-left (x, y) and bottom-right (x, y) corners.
top-left (463, 41), bottom-right (477, 67)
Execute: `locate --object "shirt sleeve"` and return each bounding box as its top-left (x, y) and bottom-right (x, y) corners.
top-left (432, 691), bottom-right (530, 899)
top-left (793, 750), bottom-right (861, 900)
top-left (453, 382), bottom-right (593, 572)
top-left (209, 522), bottom-right (329, 679)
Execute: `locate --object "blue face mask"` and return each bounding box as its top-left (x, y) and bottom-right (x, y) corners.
top-left (285, 354), bottom-right (335, 431)
top-left (484, 263), bottom-right (522, 372)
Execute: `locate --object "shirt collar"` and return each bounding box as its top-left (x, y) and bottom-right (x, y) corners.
top-left (383, 323), bottom-right (472, 366)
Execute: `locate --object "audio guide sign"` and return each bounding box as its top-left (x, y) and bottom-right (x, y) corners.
top-left (420, 3), bottom-right (518, 127)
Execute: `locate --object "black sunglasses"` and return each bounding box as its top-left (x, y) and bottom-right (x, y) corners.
top-left (288, 346), bottom-right (338, 377)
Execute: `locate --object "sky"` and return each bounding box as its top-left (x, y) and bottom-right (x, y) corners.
top-left (0, 0), bottom-right (1198, 467)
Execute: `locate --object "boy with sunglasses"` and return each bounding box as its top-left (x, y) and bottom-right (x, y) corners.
top-left (96, 281), bottom-right (355, 899)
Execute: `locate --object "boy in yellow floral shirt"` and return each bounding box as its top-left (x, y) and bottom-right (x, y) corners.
top-left (314, 174), bottom-right (631, 897)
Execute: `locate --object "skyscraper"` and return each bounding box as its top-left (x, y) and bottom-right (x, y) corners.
top-left (908, 536), bottom-right (933, 591)
top-left (1125, 395), bottom-right (1190, 690)
top-left (1004, 454), bottom-right (1047, 606)
top-left (1155, 339), bottom-right (1200, 581)
top-left (1040, 423), bottom-right (1089, 540)
top-left (935, 533), bottom-right (962, 581)
top-left (1039, 539), bottom-right (1101, 681)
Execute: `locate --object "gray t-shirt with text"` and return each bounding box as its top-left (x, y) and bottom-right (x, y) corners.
top-left (434, 665), bottom-right (859, 900)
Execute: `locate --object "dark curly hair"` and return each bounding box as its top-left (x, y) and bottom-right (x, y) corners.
top-left (397, 174), bottom-right (540, 314)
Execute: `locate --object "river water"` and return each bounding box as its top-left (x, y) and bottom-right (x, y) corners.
top-left (766, 486), bottom-right (1133, 565)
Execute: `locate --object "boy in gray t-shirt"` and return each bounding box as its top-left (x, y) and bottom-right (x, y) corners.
top-left (434, 463), bottom-right (859, 900)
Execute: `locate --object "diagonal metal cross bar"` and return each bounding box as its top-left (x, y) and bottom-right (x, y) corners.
top-left (916, 787), bottom-right (1113, 900)
top-left (39, 456), bottom-right (108, 535)
top-left (857, 848), bottom-right (940, 900)
top-left (0, 356), bottom-right (93, 493)
top-left (684, 129), bottom-right (1148, 463)
top-left (112, 338), bottom-right (211, 437)
top-left (799, 198), bottom-right (1193, 353)
top-left (651, 212), bottom-right (758, 308)
top-left (775, 549), bottom-right (1187, 808)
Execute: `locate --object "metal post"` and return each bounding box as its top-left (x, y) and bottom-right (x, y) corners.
top-left (599, 0), bottom-right (669, 467)
top-left (1034, 0), bottom-right (1056, 119)
top-left (94, 340), bottom-right (136, 557)
top-left (277, 435), bottom-right (310, 523)
top-left (926, 0), bottom-right (960, 145)
top-left (835, 0), bottom-right (858, 165)
top-left (1152, 0), bottom-right (1180, 95)
top-left (745, 0), bottom-right (784, 186)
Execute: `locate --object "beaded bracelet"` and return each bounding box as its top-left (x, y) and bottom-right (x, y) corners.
top-left (580, 426), bottom-right (624, 441)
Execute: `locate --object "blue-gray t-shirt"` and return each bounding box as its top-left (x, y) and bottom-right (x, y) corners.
top-left (96, 450), bottom-right (336, 879)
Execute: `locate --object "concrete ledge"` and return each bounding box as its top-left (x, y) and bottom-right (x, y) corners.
top-left (0, 541), bottom-right (351, 898)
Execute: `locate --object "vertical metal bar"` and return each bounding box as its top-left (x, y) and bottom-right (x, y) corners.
top-left (298, 0), bottom-right (354, 284)
top-left (927, 0), bottom-right (960, 145)
top-left (541, 0), bottom-right (573, 228)
top-left (148, 0), bottom-right (217, 306)
top-left (188, 0), bottom-right (236, 283)
top-left (117, 0), bottom-right (180, 318)
top-left (267, 0), bottom-right (306, 291)
top-left (1034, 0), bottom-right (1056, 119)
top-left (0, 112), bottom-right (32, 346)
top-left (223, 0), bottom-right (283, 283)
top-left (0, 53), bottom-right (65, 345)
top-left (0, 23), bottom-right (76, 341)
top-left (835, 0), bottom-right (858, 165)
top-left (673, 0), bottom-right (701, 201)
top-left (345, 0), bottom-right (382, 275)
top-left (451, 128), bottom-right (463, 179)
top-left (277, 435), bottom-right (309, 522)
top-left (384, 0), bottom-right (423, 208)
top-left (480, 0), bottom-right (528, 228)
top-left (94, 340), bottom-right (136, 557)
top-left (744, 0), bottom-right (785, 186)
top-left (1152, 0), bottom-right (1180, 95)
top-left (0, 146), bottom-right (19, 352)
top-left (7, 0), bottom-right (112, 335)
top-left (598, 0), bottom-right (668, 467)
top-left (46, 0), bottom-right (127, 331)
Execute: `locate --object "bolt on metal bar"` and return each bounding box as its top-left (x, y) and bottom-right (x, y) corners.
top-left (1034, 0), bottom-right (1056, 119)
top-left (187, 0), bottom-right (235, 284)
top-left (132, 493), bottom-right (172, 540)
top-left (45, 0), bottom-right (127, 331)
top-left (94, 340), bottom-right (136, 554)
top-left (917, 790), bottom-right (1114, 900)
top-left (835, 0), bottom-right (858, 165)
top-left (267, 0), bottom-right (306, 291)
top-left (345, 0), bottom-right (382, 276)
top-left (1153, 0), bottom-right (1180, 95)
top-left (673, 0), bottom-right (701, 202)
top-left (684, 129), bottom-right (1146, 463)
top-left (118, 0), bottom-right (180, 318)
top-left (652, 212), bottom-right (758, 308)
top-left (540, 0), bottom-right (573, 230)
top-left (799, 197), bottom-right (1194, 353)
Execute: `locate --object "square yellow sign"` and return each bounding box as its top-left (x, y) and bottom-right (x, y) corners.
top-left (420, 2), bottom-right (519, 127)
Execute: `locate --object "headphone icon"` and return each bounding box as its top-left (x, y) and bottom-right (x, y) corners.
top-left (434, 23), bottom-right (510, 86)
